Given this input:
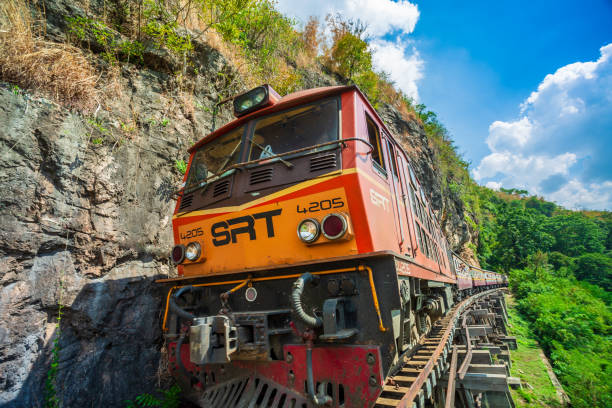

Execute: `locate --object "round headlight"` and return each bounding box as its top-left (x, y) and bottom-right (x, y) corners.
top-left (297, 219), bottom-right (320, 243)
top-left (185, 242), bottom-right (201, 261)
top-left (171, 245), bottom-right (185, 264)
top-left (321, 213), bottom-right (348, 240)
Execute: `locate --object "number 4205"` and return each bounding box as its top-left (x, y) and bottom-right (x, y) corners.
top-left (297, 197), bottom-right (344, 213)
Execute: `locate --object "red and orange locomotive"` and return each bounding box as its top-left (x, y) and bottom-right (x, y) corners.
top-left (159, 85), bottom-right (505, 407)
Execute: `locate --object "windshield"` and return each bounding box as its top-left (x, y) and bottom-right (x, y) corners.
top-left (184, 97), bottom-right (340, 192)
top-left (248, 98), bottom-right (339, 161)
top-left (186, 125), bottom-right (244, 188)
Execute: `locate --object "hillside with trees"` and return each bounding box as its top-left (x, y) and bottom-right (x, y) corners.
top-left (469, 189), bottom-right (611, 407)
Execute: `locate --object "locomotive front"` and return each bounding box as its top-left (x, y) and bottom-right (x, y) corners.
top-left (161, 85), bottom-right (400, 407)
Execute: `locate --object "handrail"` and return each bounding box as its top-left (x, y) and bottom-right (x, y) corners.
top-left (173, 138), bottom-right (374, 198)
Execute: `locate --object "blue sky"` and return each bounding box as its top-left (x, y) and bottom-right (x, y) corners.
top-left (276, 0), bottom-right (612, 210)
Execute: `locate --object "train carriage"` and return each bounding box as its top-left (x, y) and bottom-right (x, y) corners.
top-left (159, 85), bottom-right (505, 407)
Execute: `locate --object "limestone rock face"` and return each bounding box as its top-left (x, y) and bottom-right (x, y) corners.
top-left (379, 104), bottom-right (476, 260)
top-left (0, 36), bottom-right (239, 405)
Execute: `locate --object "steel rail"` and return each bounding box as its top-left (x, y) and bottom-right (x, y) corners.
top-left (444, 346), bottom-right (458, 408)
top-left (457, 324), bottom-right (472, 380)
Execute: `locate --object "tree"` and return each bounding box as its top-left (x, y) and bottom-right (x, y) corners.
top-left (573, 253), bottom-right (612, 291)
top-left (490, 204), bottom-right (554, 272)
top-left (329, 32), bottom-right (371, 80)
top-left (301, 16), bottom-right (321, 57)
top-left (545, 212), bottom-right (606, 256)
top-left (324, 14), bottom-right (371, 81)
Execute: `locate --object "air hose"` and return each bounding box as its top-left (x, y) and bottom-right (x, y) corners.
top-left (291, 273), bottom-right (322, 328)
top-left (169, 286), bottom-right (196, 321)
top-left (307, 348), bottom-right (333, 406)
top-left (175, 331), bottom-right (190, 378)
top-left (291, 273), bottom-right (330, 406)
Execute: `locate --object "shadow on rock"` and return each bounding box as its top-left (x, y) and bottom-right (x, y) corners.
top-left (2, 272), bottom-right (169, 408)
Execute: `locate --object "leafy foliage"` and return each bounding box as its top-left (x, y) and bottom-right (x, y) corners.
top-left (175, 159), bottom-right (187, 175)
top-left (509, 267), bottom-right (612, 408)
top-left (472, 188), bottom-right (612, 407)
top-left (573, 252), bottom-right (612, 291)
top-left (124, 385), bottom-right (182, 408)
top-left (198, 0), bottom-right (303, 94)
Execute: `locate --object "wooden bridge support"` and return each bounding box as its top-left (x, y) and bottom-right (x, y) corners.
top-left (374, 289), bottom-right (520, 408)
top-left (436, 291), bottom-right (518, 408)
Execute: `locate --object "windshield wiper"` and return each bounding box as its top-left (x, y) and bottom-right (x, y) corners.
top-left (248, 137), bottom-right (294, 168)
top-left (215, 139), bottom-right (243, 175)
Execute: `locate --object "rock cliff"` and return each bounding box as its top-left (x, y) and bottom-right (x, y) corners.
top-left (0, 1), bottom-right (476, 405)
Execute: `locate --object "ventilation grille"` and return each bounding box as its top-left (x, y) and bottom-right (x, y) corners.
top-left (310, 153), bottom-right (337, 172)
top-left (249, 168), bottom-right (274, 185)
top-left (179, 193), bottom-right (193, 210)
top-left (213, 180), bottom-right (230, 197)
top-left (200, 376), bottom-right (308, 408)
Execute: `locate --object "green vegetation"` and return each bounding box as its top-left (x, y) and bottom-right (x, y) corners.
top-left (476, 192), bottom-right (611, 278)
top-left (465, 190), bottom-right (612, 407)
top-left (509, 265), bottom-right (611, 408)
top-left (506, 296), bottom-right (564, 407)
top-left (124, 385), bottom-right (181, 408)
top-left (411, 91), bottom-right (611, 408)
top-left (174, 159), bottom-right (187, 175)
top-left (44, 280), bottom-right (64, 408)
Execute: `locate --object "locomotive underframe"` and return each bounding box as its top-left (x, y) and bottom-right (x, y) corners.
top-left (163, 253), bottom-right (460, 407)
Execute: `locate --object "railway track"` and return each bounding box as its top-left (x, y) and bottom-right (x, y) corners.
top-left (374, 288), bottom-right (506, 408)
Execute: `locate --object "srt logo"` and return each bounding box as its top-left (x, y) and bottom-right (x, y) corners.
top-left (211, 209), bottom-right (282, 246)
top-left (370, 189), bottom-right (390, 212)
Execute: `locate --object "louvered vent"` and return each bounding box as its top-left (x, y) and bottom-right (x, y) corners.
top-left (310, 153), bottom-right (337, 172)
top-left (199, 376), bottom-right (309, 408)
top-left (179, 193), bottom-right (194, 210)
top-left (249, 168), bottom-right (274, 185)
top-left (213, 180), bottom-right (230, 197)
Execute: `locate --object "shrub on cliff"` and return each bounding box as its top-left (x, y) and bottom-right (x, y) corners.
top-left (0, 0), bottom-right (97, 110)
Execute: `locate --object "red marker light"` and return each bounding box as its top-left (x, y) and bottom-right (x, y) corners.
top-left (321, 213), bottom-right (348, 240)
top-left (171, 245), bottom-right (186, 264)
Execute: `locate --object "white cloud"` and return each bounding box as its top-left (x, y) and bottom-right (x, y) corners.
top-left (341, 0), bottom-right (420, 37)
top-left (370, 39), bottom-right (423, 100)
top-left (487, 117), bottom-right (533, 151)
top-left (548, 180), bottom-right (612, 211)
top-left (485, 181), bottom-right (502, 190)
top-left (275, 0), bottom-right (424, 99)
top-left (522, 44), bottom-right (610, 109)
top-left (473, 152), bottom-right (577, 187)
top-left (473, 43), bottom-right (612, 210)
top-left (276, 0), bottom-right (419, 37)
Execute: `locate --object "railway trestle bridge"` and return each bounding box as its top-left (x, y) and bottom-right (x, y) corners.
top-left (375, 289), bottom-right (518, 408)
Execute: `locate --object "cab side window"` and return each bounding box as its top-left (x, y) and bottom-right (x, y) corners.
top-left (366, 114), bottom-right (385, 171)
top-left (386, 139), bottom-right (399, 179)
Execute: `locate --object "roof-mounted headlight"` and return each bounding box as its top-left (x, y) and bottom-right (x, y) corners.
top-left (233, 84), bottom-right (280, 117)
